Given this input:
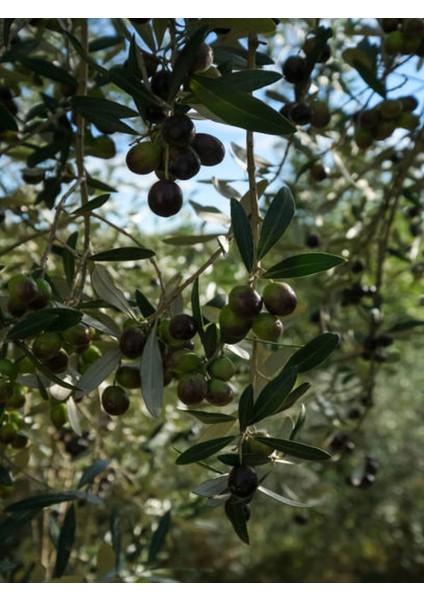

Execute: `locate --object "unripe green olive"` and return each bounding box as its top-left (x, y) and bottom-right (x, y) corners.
top-left (207, 356), bottom-right (236, 381)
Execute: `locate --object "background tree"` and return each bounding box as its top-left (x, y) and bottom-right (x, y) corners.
top-left (0, 18), bottom-right (423, 582)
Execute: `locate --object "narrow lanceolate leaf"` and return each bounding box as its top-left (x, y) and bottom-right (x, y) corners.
top-left (181, 409), bottom-right (236, 425)
top-left (290, 404), bottom-right (307, 441)
top-left (279, 382), bottom-right (311, 413)
top-left (8, 308), bottom-right (82, 340)
top-left (204, 18), bottom-right (276, 34)
top-left (0, 101), bottom-right (18, 131)
top-left (231, 198), bottom-right (254, 273)
top-left (162, 234), bottom-right (218, 246)
top-left (238, 384), bottom-right (255, 431)
top-left (191, 277), bottom-right (204, 335)
top-left (249, 367), bottom-right (298, 425)
top-left (91, 264), bottom-right (133, 316)
top-left (388, 320), bottom-right (424, 333)
top-left (258, 187), bottom-right (295, 260)
top-left (175, 436), bottom-right (236, 465)
top-left (135, 289), bottom-right (155, 317)
top-left (108, 65), bottom-right (160, 114)
top-left (263, 252), bottom-right (345, 279)
top-left (53, 504), bottom-right (76, 579)
top-left (72, 194), bottom-right (110, 215)
top-left (71, 96), bottom-right (139, 135)
top-left (5, 490), bottom-right (103, 512)
top-left (77, 459), bottom-right (110, 489)
top-left (148, 510), bottom-right (171, 564)
top-left (217, 69), bottom-right (282, 92)
top-left (66, 398), bottom-right (81, 436)
top-left (168, 25), bottom-right (208, 101)
top-left (0, 465), bottom-right (12, 486)
top-left (77, 347), bottom-right (121, 397)
top-left (0, 509), bottom-right (39, 542)
top-left (192, 475), bottom-right (229, 498)
top-left (190, 75), bottom-right (296, 136)
top-left (225, 499), bottom-right (249, 544)
top-left (89, 247), bottom-right (155, 262)
top-left (141, 322), bottom-right (164, 418)
top-left (255, 437), bottom-right (331, 461)
top-left (20, 57), bottom-right (78, 86)
top-left (285, 332), bottom-right (340, 373)
top-left (258, 486), bottom-right (320, 508)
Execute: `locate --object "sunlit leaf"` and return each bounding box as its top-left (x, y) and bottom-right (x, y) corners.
top-left (190, 75), bottom-right (295, 136)
top-left (66, 398), bottom-right (81, 436)
top-left (258, 486), bottom-right (321, 508)
top-left (285, 332), bottom-right (340, 373)
top-left (77, 347), bottom-right (121, 397)
top-left (91, 265), bottom-right (133, 316)
top-left (249, 367), bottom-right (298, 425)
top-left (256, 436), bottom-right (331, 461)
top-left (263, 253), bottom-right (345, 279)
top-left (192, 475), bottom-right (229, 498)
top-left (141, 321), bottom-right (164, 418)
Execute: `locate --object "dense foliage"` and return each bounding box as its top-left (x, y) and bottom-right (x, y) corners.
top-left (0, 18), bottom-right (423, 582)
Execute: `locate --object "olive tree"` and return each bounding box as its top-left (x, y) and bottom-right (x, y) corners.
top-left (0, 18), bottom-right (423, 582)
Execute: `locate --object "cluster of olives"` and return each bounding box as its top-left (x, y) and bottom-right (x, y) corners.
top-left (279, 30), bottom-right (332, 128)
top-left (101, 312), bottom-right (238, 414)
top-left (126, 113), bottom-right (225, 218)
top-left (1, 273), bottom-right (105, 435)
top-left (219, 282), bottom-right (297, 345)
top-left (380, 18), bottom-right (424, 56)
top-left (354, 96), bottom-right (420, 149)
top-left (123, 40), bottom-right (225, 218)
top-left (5, 274), bottom-right (52, 318)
